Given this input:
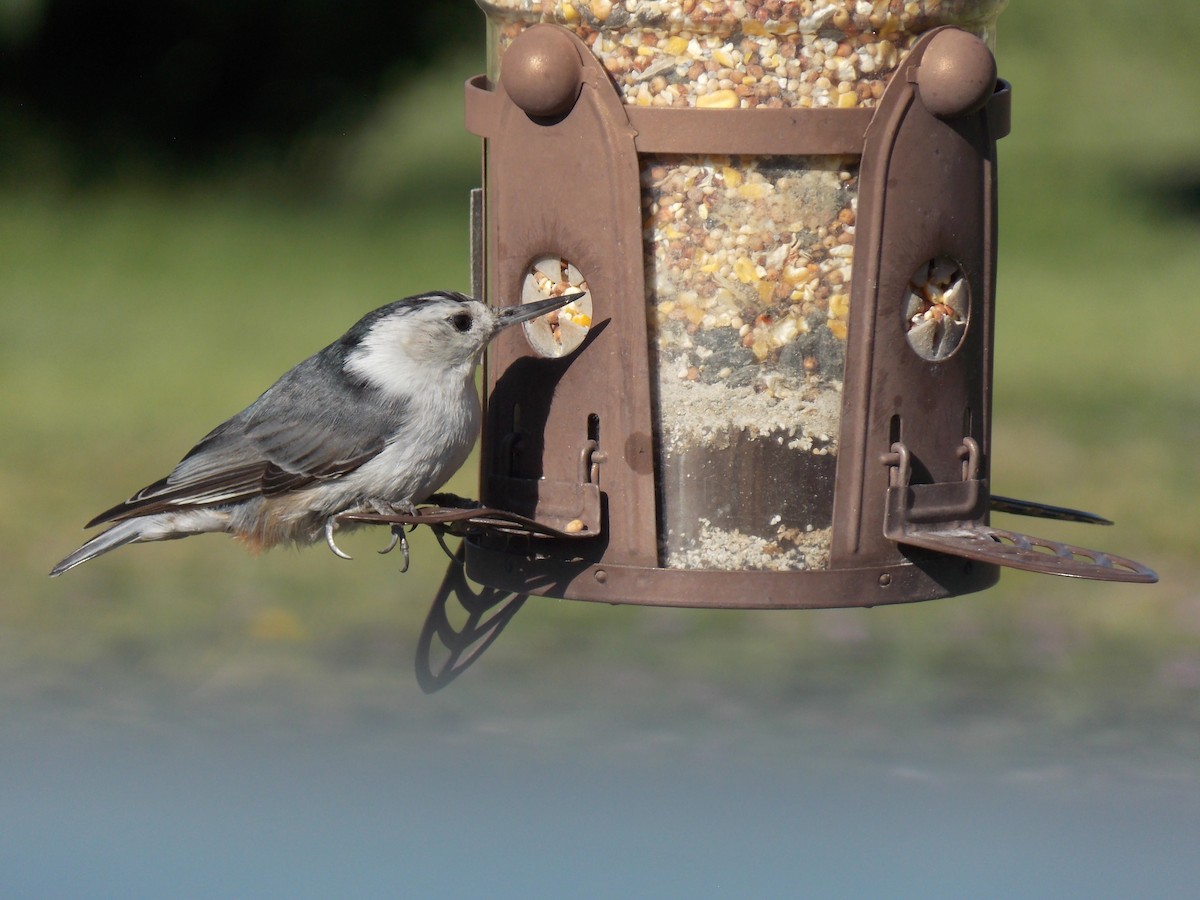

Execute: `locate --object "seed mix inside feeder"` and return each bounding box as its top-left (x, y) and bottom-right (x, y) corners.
top-left (443, 2), bottom-right (1156, 609)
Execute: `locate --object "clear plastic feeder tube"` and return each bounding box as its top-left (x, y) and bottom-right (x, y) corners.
top-left (643, 153), bottom-right (855, 569)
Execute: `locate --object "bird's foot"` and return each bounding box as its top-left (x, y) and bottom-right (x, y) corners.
top-left (366, 498), bottom-right (418, 517)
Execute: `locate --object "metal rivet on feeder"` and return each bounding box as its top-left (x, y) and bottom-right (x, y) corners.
top-left (442, 2), bottom-right (1156, 609)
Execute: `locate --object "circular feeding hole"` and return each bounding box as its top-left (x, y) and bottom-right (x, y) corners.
top-left (902, 258), bottom-right (969, 361)
top-left (521, 255), bottom-right (592, 358)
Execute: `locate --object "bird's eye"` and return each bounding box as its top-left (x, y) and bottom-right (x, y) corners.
top-left (451, 312), bottom-right (472, 333)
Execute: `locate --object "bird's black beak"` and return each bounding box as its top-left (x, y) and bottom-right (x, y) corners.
top-left (496, 291), bottom-right (586, 328)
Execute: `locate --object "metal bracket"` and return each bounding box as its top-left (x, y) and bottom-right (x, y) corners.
top-left (883, 439), bottom-right (987, 525)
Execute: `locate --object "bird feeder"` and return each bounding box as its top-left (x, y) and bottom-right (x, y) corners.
top-left (451, 1), bottom-right (1155, 609)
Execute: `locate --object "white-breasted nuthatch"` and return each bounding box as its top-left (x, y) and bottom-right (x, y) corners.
top-left (50, 290), bottom-right (580, 576)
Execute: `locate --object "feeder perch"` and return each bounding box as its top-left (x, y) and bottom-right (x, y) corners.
top-left (441, 3), bottom-right (1154, 609)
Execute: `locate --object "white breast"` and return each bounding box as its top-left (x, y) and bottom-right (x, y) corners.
top-left (343, 372), bottom-right (480, 506)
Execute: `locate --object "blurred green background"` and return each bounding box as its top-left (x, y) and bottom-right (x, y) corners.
top-left (2, 2), bottom-right (1199, 891)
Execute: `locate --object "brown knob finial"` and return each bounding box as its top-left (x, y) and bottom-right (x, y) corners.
top-left (500, 25), bottom-right (583, 119)
top-left (917, 29), bottom-right (998, 119)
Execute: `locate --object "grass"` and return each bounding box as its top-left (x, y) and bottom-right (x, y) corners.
top-left (2, 5), bottom-right (1199, 765)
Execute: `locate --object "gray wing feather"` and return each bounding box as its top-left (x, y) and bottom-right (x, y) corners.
top-left (86, 353), bottom-right (408, 527)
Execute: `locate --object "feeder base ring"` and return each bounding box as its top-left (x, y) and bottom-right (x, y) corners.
top-left (464, 539), bottom-right (998, 610)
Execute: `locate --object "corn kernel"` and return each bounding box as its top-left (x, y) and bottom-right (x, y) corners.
top-left (562, 2), bottom-right (578, 23)
top-left (713, 48), bottom-right (735, 68)
top-left (772, 315), bottom-right (803, 345)
top-left (665, 35), bottom-right (689, 56)
top-left (828, 319), bottom-right (848, 340)
top-left (837, 91), bottom-right (858, 109)
top-left (737, 182), bottom-right (769, 200)
top-left (697, 89), bottom-right (739, 109)
top-left (828, 293), bottom-right (851, 318)
top-left (734, 257), bottom-right (760, 283)
top-left (721, 166), bottom-right (742, 188)
top-left (783, 265), bottom-right (813, 285)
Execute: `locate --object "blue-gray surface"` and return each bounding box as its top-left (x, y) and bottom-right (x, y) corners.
top-left (5, 716), bottom-right (1198, 899)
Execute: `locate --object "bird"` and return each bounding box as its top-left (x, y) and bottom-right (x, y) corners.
top-left (50, 289), bottom-right (582, 577)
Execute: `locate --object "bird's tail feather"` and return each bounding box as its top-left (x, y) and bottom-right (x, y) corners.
top-left (50, 519), bottom-right (149, 577)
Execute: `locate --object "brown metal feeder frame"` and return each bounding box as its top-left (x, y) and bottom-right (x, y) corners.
top-left (393, 23), bottom-right (1155, 609)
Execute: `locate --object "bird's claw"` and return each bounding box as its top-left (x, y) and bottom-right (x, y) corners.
top-left (398, 536), bottom-right (410, 574)
top-left (365, 500), bottom-right (415, 572)
top-left (324, 518), bottom-right (353, 560)
top-left (378, 524), bottom-right (410, 573)
top-left (432, 527), bottom-right (462, 566)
